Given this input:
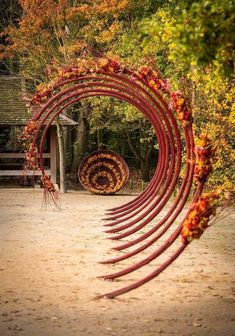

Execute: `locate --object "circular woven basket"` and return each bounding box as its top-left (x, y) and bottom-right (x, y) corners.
top-left (78, 150), bottom-right (129, 195)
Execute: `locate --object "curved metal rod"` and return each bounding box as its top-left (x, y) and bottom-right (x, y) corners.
top-left (93, 72), bottom-right (171, 214)
top-left (103, 132), bottom-right (174, 221)
top-left (103, 105), bottom-right (179, 224)
top-left (34, 79), bottom-right (191, 270)
top-left (32, 71), bottom-right (194, 260)
top-left (37, 88), bottom-right (167, 182)
top-left (32, 72), bottom-right (168, 211)
top-left (100, 224), bottom-right (184, 280)
top-left (32, 75), bottom-right (169, 208)
top-left (32, 79), bottom-right (166, 174)
top-left (102, 143), bottom-right (178, 225)
top-left (105, 127), bottom-right (186, 240)
top-left (104, 114), bottom-right (177, 214)
top-left (99, 243), bottom-right (187, 299)
top-left (99, 127), bottom-right (194, 264)
top-left (110, 127), bottom-right (194, 251)
top-left (98, 182), bottom-right (202, 282)
top-left (105, 70), bottom-right (173, 213)
top-left (97, 183), bottom-right (204, 297)
top-left (32, 77), bottom-right (172, 219)
top-left (48, 70), bottom-right (170, 212)
top-left (25, 61), bottom-right (207, 300)
top-left (104, 139), bottom-right (180, 234)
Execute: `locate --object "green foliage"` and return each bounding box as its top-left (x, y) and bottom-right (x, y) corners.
top-left (188, 67), bottom-right (235, 193)
top-left (173, 0), bottom-right (234, 77)
top-left (141, 0), bottom-right (235, 78)
top-left (87, 96), bottom-right (155, 147)
top-left (139, 0), bottom-right (234, 193)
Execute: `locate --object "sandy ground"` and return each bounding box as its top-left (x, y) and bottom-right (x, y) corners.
top-left (0, 188), bottom-right (234, 336)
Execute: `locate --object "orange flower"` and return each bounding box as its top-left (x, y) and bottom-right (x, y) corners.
top-left (41, 174), bottom-right (55, 193)
top-left (170, 91), bottom-right (192, 125)
top-left (194, 134), bottom-right (214, 182)
top-left (148, 79), bottom-right (155, 87)
top-left (139, 66), bottom-right (151, 77)
top-left (98, 58), bottom-right (109, 68)
top-left (25, 143), bottom-right (38, 170)
top-left (181, 192), bottom-right (219, 244)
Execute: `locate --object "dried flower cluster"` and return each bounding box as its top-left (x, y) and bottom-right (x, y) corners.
top-left (21, 120), bottom-right (38, 143)
top-left (170, 91), bottom-right (192, 125)
top-left (29, 59), bottom-right (174, 109)
top-left (181, 192), bottom-right (219, 244)
top-left (25, 143), bottom-right (38, 170)
top-left (98, 58), bottom-right (122, 73)
top-left (41, 173), bottom-right (56, 193)
top-left (138, 66), bottom-right (169, 93)
top-left (30, 58), bottom-right (124, 106)
top-left (194, 133), bottom-right (215, 182)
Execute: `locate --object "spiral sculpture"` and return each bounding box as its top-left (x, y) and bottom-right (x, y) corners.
top-left (78, 149), bottom-right (129, 195)
top-left (23, 57), bottom-right (218, 298)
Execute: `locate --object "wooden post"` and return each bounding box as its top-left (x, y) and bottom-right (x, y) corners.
top-left (55, 118), bottom-right (66, 192)
top-left (50, 127), bottom-right (57, 184)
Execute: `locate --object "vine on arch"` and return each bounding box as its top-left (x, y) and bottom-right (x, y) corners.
top-left (22, 57), bottom-right (219, 298)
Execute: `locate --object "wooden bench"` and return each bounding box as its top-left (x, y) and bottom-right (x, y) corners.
top-left (0, 128), bottom-right (57, 185)
top-left (0, 152), bottom-right (54, 184)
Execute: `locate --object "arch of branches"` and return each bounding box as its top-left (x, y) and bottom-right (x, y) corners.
top-left (23, 57), bottom-right (217, 298)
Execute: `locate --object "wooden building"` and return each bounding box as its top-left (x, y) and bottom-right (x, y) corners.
top-left (0, 76), bottom-right (77, 185)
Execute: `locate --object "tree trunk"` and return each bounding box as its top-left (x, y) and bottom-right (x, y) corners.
top-left (125, 129), bottom-right (153, 182)
top-left (140, 158), bottom-right (150, 182)
top-left (72, 105), bottom-right (90, 173)
top-left (97, 128), bottom-right (103, 149)
top-left (140, 141), bottom-right (154, 182)
top-left (55, 118), bottom-right (66, 193)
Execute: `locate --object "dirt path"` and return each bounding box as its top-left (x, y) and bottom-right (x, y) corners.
top-left (0, 189), bottom-right (234, 336)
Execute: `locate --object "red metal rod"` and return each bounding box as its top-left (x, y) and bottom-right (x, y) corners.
top-left (103, 107), bottom-right (180, 224)
top-left (98, 243), bottom-right (187, 299)
top-left (100, 128), bottom-right (194, 264)
top-left (98, 182), bottom-right (203, 282)
top-left (105, 70), bottom-right (174, 213)
top-left (98, 75), bottom-right (172, 212)
top-left (33, 73), bottom-right (193, 252)
top-left (34, 77), bottom-right (169, 203)
top-left (38, 87), bottom-right (167, 178)
top-left (31, 71), bottom-right (176, 223)
top-left (47, 72), bottom-right (167, 212)
top-left (99, 224), bottom-right (184, 280)
top-left (105, 135), bottom-right (183, 239)
top-left (98, 132), bottom-right (199, 283)
top-left (24, 60), bottom-right (209, 299)
top-left (104, 137), bottom-right (180, 234)
top-left (111, 127), bottom-right (194, 251)
top-left (105, 129), bottom-right (174, 215)
top-left (31, 68), bottom-right (171, 218)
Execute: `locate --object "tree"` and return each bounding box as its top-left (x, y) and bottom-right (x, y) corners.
top-left (138, 0), bottom-right (235, 195)
top-left (87, 96), bottom-right (157, 181)
top-left (70, 102), bottom-right (90, 173)
top-left (0, 0), bottom-right (22, 74)
top-left (0, 0), bottom-right (160, 185)
top-left (141, 0), bottom-right (234, 77)
top-left (0, 0), bottom-right (157, 79)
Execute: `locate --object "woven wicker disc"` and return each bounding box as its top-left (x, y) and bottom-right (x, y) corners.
top-left (78, 150), bottom-right (129, 195)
